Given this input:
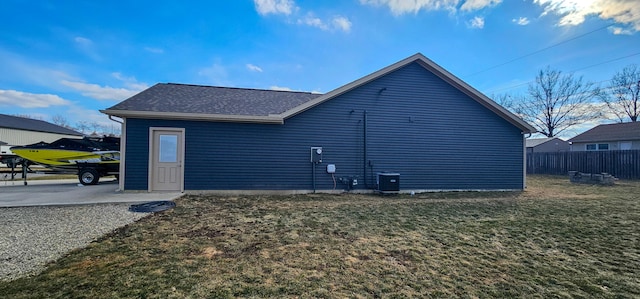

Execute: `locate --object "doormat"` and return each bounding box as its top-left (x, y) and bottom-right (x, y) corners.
top-left (129, 201), bottom-right (176, 213)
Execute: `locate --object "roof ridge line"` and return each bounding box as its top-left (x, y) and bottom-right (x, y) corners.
top-left (162, 83), bottom-right (321, 95)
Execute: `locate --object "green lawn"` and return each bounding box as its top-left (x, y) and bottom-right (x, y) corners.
top-left (1, 175), bottom-right (639, 298)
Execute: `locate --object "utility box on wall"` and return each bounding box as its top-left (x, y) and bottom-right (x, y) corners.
top-left (377, 172), bottom-right (400, 193)
top-left (310, 147), bottom-right (322, 163)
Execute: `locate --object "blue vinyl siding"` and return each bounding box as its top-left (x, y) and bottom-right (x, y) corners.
top-left (124, 62), bottom-right (524, 191)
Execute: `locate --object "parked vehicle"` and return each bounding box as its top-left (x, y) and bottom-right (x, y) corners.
top-left (10, 136), bottom-right (120, 185)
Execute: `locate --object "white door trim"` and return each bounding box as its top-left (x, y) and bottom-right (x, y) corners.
top-left (148, 127), bottom-right (185, 192)
top-left (118, 119), bottom-right (127, 191)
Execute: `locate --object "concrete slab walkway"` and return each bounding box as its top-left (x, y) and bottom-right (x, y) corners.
top-left (0, 179), bottom-right (183, 207)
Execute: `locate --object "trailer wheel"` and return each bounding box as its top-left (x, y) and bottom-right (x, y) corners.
top-left (79, 168), bottom-right (100, 185)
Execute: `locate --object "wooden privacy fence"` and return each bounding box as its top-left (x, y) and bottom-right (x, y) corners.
top-left (527, 150), bottom-right (640, 179)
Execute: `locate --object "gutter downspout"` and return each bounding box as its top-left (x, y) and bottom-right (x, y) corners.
top-left (108, 115), bottom-right (123, 124)
top-left (365, 88), bottom-right (385, 190)
top-left (312, 162), bottom-right (316, 193)
top-left (363, 110), bottom-right (369, 189)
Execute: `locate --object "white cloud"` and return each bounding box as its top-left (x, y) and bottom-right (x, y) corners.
top-left (460, 0), bottom-right (501, 11)
top-left (359, 0), bottom-right (500, 15)
top-left (60, 80), bottom-right (143, 101)
top-left (300, 14), bottom-right (328, 30)
top-left (468, 16), bottom-right (485, 28)
top-left (333, 16), bottom-right (353, 32)
top-left (111, 73), bottom-right (149, 91)
top-left (270, 85), bottom-right (293, 91)
top-left (73, 36), bottom-right (102, 61)
top-left (254, 0), bottom-right (296, 15)
top-left (270, 86), bottom-right (322, 93)
top-left (534, 0), bottom-right (640, 33)
top-left (0, 90), bottom-right (71, 108)
top-left (254, 0), bottom-right (351, 33)
top-left (360, 0), bottom-right (459, 15)
top-left (512, 16), bottom-right (530, 25)
top-left (298, 14), bottom-right (352, 32)
top-left (0, 50), bottom-right (148, 102)
top-left (246, 64), bottom-right (264, 72)
top-left (74, 36), bottom-right (92, 46)
top-left (609, 26), bottom-right (634, 35)
top-left (0, 50), bottom-right (79, 89)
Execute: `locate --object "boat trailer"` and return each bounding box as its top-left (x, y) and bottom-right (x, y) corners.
top-left (4, 160), bottom-right (118, 186)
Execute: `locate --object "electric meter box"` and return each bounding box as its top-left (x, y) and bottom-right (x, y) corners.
top-left (310, 147), bottom-right (323, 163)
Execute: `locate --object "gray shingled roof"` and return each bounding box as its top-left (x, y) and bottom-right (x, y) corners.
top-left (0, 114), bottom-right (83, 136)
top-left (569, 122), bottom-right (640, 143)
top-left (526, 138), bottom-right (554, 148)
top-left (105, 83), bottom-right (323, 116)
top-left (102, 54), bottom-right (535, 132)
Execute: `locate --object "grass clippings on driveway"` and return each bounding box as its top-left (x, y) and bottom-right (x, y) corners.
top-left (1, 175), bottom-right (639, 298)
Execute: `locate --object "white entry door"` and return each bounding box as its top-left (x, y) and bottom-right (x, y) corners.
top-left (149, 128), bottom-right (184, 191)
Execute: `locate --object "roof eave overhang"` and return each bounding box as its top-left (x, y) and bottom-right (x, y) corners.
top-left (100, 110), bottom-right (284, 124)
top-left (569, 137), bottom-right (640, 143)
top-left (0, 127), bottom-right (83, 136)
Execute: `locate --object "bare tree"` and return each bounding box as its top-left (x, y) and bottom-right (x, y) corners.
top-left (75, 120), bottom-right (90, 135)
top-left (51, 114), bottom-right (70, 128)
top-left (89, 121), bottom-right (103, 135)
top-left (492, 93), bottom-right (515, 111)
top-left (516, 66), bottom-right (601, 137)
top-left (602, 64), bottom-right (640, 122)
top-left (105, 124), bottom-right (121, 136)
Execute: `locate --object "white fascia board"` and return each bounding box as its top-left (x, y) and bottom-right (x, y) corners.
top-left (100, 110), bottom-right (284, 124)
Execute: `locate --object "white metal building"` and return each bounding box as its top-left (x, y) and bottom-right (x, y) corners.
top-left (0, 114), bottom-right (83, 146)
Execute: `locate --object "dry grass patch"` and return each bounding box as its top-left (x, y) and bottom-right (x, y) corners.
top-left (1, 175), bottom-right (639, 298)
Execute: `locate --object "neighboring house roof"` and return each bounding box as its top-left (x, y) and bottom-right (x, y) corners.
top-left (102, 53), bottom-right (536, 133)
top-left (526, 138), bottom-right (556, 148)
top-left (0, 114), bottom-right (83, 136)
top-left (569, 122), bottom-right (640, 143)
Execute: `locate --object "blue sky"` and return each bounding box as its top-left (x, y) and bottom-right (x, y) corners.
top-left (1, 0), bottom-right (639, 137)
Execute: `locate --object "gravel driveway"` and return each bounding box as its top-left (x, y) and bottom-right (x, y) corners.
top-left (0, 204), bottom-right (148, 281)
